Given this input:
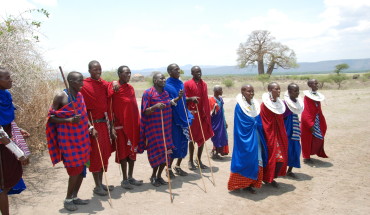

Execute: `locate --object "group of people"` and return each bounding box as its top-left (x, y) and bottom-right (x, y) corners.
top-left (45, 62), bottom-right (223, 211)
top-left (228, 79), bottom-right (328, 194)
top-left (0, 61), bottom-right (328, 214)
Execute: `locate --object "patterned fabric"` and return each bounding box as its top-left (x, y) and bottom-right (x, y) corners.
top-left (301, 96), bottom-right (328, 159)
top-left (209, 97), bottom-right (228, 150)
top-left (80, 78), bottom-right (112, 172)
top-left (184, 78), bottom-right (214, 146)
top-left (313, 113), bottom-right (323, 140)
top-left (227, 167), bottom-right (263, 191)
top-left (165, 77), bottom-right (193, 159)
top-left (260, 103), bottom-right (288, 183)
top-left (0, 89), bottom-right (15, 126)
top-left (283, 109), bottom-right (302, 169)
top-left (10, 121), bottom-right (31, 157)
top-left (138, 87), bottom-right (174, 168)
top-left (46, 92), bottom-right (91, 168)
top-left (66, 165), bottom-right (87, 177)
top-left (108, 82), bottom-right (140, 161)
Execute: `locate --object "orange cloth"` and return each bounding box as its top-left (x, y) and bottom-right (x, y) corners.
top-left (228, 167), bottom-right (263, 191)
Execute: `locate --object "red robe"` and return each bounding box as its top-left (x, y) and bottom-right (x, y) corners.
top-left (260, 103), bottom-right (288, 183)
top-left (301, 96), bottom-right (328, 159)
top-left (80, 78), bottom-right (112, 172)
top-left (184, 79), bottom-right (214, 146)
top-left (108, 82), bottom-right (140, 161)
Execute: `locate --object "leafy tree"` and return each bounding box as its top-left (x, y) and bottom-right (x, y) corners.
top-left (237, 30), bottom-right (297, 76)
top-left (330, 74), bottom-right (348, 89)
top-left (334, 63), bottom-right (349, 75)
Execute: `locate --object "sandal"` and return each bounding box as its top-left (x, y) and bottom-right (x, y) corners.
top-left (271, 180), bottom-right (279, 188)
top-left (72, 198), bottom-right (89, 205)
top-left (286, 172), bottom-right (297, 179)
top-left (174, 167), bottom-right (188, 176)
top-left (188, 161), bottom-right (197, 170)
top-left (166, 170), bottom-right (176, 179)
top-left (93, 186), bottom-right (108, 196)
top-left (121, 179), bottom-right (134, 190)
top-left (128, 177), bottom-right (143, 186)
top-left (195, 160), bottom-right (208, 169)
top-left (64, 200), bottom-right (78, 211)
top-left (150, 177), bottom-right (161, 187)
top-left (102, 184), bottom-right (114, 191)
top-left (157, 177), bottom-right (168, 185)
top-left (244, 187), bottom-right (257, 194)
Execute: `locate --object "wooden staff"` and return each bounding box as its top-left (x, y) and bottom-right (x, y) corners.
top-left (181, 97), bottom-right (207, 193)
top-left (195, 103), bottom-right (216, 186)
top-left (89, 112), bottom-right (113, 207)
top-left (109, 98), bottom-right (122, 176)
top-left (59, 66), bottom-right (77, 115)
top-left (160, 109), bottom-right (173, 203)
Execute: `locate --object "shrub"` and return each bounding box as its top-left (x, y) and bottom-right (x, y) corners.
top-left (0, 10), bottom-right (57, 152)
top-left (222, 79), bottom-right (234, 88)
top-left (257, 74), bottom-right (270, 87)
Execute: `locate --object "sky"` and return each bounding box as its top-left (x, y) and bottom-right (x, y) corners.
top-left (1, 0), bottom-right (370, 72)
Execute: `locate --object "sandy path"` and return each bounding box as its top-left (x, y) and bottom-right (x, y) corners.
top-left (9, 87), bottom-right (370, 215)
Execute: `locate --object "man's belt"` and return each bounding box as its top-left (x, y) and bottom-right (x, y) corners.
top-left (93, 118), bottom-right (107, 123)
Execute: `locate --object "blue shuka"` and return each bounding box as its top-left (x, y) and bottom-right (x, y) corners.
top-left (164, 77), bottom-right (193, 159)
top-left (231, 103), bottom-right (268, 180)
top-left (283, 102), bottom-right (302, 168)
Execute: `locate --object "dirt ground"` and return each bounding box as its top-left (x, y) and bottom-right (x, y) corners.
top-left (9, 86), bottom-right (370, 215)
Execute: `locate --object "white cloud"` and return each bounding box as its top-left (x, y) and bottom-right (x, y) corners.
top-left (31, 0), bottom-right (57, 7)
top-left (194, 5), bottom-right (204, 12)
top-left (0, 0), bottom-right (35, 17)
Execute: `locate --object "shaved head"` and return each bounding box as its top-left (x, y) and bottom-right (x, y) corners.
top-left (288, 83), bottom-right (299, 91)
top-left (67, 71), bottom-right (83, 82)
top-left (241, 84), bottom-right (252, 91)
top-left (213, 85), bottom-right (222, 92)
top-left (267, 82), bottom-right (279, 91)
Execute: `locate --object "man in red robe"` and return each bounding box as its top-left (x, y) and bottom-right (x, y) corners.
top-left (80, 60), bottom-right (113, 196)
top-left (260, 82), bottom-right (288, 188)
top-left (301, 79), bottom-right (328, 163)
top-left (184, 66), bottom-right (214, 170)
top-left (108, 65), bottom-right (143, 189)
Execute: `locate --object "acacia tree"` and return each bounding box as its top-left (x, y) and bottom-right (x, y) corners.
top-left (237, 30), bottom-right (297, 76)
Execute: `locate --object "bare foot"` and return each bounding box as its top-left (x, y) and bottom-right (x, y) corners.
top-left (244, 186), bottom-right (257, 194)
top-left (286, 172), bottom-right (298, 179)
top-left (271, 180), bottom-right (279, 188)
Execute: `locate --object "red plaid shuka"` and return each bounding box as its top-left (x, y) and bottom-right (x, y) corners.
top-left (46, 92), bottom-right (91, 168)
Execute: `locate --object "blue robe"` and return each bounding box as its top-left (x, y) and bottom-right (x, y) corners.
top-left (164, 77), bottom-right (193, 159)
top-left (284, 108), bottom-right (301, 168)
top-left (231, 103), bottom-right (268, 180)
top-left (210, 97), bottom-right (228, 148)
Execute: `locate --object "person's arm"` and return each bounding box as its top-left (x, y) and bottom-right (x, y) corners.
top-left (170, 90), bottom-right (184, 106)
top-left (186, 96), bottom-right (199, 103)
top-left (48, 92), bottom-right (80, 124)
top-left (0, 126), bottom-right (29, 165)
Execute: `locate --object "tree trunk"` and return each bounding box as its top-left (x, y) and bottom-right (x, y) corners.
top-left (266, 62), bottom-right (275, 76)
top-left (257, 60), bottom-right (265, 75)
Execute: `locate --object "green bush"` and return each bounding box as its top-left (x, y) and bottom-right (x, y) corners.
top-left (257, 74), bottom-right (270, 87)
top-left (222, 79), bottom-right (234, 88)
top-left (316, 75), bottom-right (332, 89)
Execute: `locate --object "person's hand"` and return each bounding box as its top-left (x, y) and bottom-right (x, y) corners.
top-left (112, 81), bottom-right (120, 92)
top-left (71, 115), bottom-right (81, 124)
top-left (154, 103), bottom-right (166, 110)
top-left (20, 129), bottom-right (30, 138)
top-left (177, 90), bottom-right (184, 99)
top-left (111, 129), bottom-right (117, 140)
top-left (91, 127), bottom-right (98, 138)
top-left (191, 96), bottom-right (199, 103)
top-left (226, 123), bottom-right (228, 129)
top-left (19, 156), bottom-right (30, 165)
top-left (0, 136), bottom-right (10, 144)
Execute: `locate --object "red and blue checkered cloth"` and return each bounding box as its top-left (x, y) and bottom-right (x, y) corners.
top-left (46, 92), bottom-right (91, 168)
top-left (138, 87), bottom-right (174, 168)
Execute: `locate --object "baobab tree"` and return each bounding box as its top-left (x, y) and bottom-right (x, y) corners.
top-left (237, 30), bottom-right (297, 75)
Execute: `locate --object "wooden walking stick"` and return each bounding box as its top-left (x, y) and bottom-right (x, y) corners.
top-left (59, 66), bottom-right (77, 115)
top-left (195, 103), bottom-right (216, 186)
top-left (160, 109), bottom-right (174, 203)
top-left (89, 112), bottom-right (113, 207)
top-left (181, 97), bottom-right (207, 193)
top-left (109, 98), bottom-right (122, 176)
